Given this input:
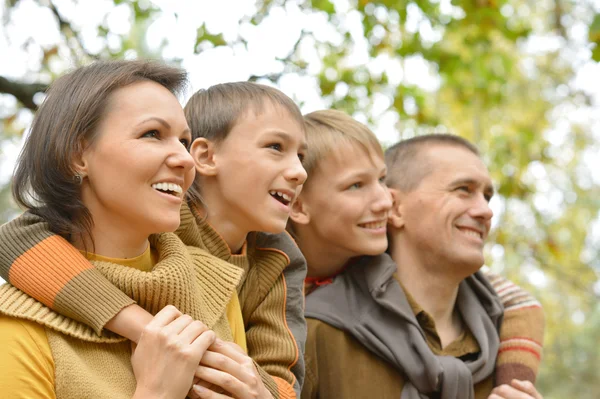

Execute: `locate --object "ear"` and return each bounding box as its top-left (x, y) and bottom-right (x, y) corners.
top-left (387, 188), bottom-right (405, 229)
top-left (190, 138), bottom-right (217, 177)
top-left (72, 143), bottom-right (90, 178)
top-left (289, 195), bottom-right (310, 225)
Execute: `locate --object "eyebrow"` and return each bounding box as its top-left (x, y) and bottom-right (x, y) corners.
top-left (136, 117), bottom-right (191, 135)
top-left (449, 177), bottom-right (495, 197)
top-left (270, 131), bottom-right (308, 151)
top-left (340, 165), bottom-right (387, 182)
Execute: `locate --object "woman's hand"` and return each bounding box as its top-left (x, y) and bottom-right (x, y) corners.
top-left (189, 339), bottom-right (273, 399)
top-left (131, 305), bottom-right (216, 399)
top-left (488, 379), bottom-right (543, 399)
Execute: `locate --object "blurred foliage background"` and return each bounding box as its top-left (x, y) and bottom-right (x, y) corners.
top-left (1, 0), bottom-right (599, 396)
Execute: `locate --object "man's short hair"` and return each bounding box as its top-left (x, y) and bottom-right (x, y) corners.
top-left (385, 134), bottom-right (479, 192)
top-left (303, 109), bottom-right (383, 180)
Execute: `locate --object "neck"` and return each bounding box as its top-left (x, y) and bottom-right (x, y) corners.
top-left (197, 190), bottom-right (247, 254)
top-left (74, 219), bottom-right (149, 259)
top-left (295, 226), bottom-right (351, 278)
top-left (389, 235), bottom-right (465, 347)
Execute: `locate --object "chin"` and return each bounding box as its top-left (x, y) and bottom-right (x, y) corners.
top-left (346, 245), bottom-right (382, 258)
top-left (461, 257), bottom-right (485, 273)
top-left (259, 218), bottom-right (289, 234)
top-left (153, 218), bottom-right (181, 234)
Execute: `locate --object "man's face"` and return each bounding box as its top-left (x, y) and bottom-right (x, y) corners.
top-left (392, 145), bottom-right (494, 274)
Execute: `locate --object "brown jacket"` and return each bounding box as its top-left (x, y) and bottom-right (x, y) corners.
top-left (301, 288), bottom-right (494, 399)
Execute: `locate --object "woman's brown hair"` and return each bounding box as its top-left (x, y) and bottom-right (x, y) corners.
top-left (12, 60), bottom-right (188, 244)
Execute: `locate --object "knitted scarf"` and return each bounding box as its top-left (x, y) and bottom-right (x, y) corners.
top-left (305, 253), bottom-right (504, 399)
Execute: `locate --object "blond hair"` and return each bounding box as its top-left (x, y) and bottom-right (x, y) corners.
top-left (302, 109), bottom-right (383, 181)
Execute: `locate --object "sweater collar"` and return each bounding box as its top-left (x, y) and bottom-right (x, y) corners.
top-left (0, 232), bottom-right (236, 343)
top-left (177, 203), bottom-right (250, 277)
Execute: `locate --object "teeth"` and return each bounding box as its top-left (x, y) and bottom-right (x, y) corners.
top-left (462, 229), bottom-right (481, 238)
top-left (269, 190), bottom-right (292, 202)
top-left (152, 182), bottom-right (183, 195)
top-left (360, 221), bottom-right (386, 229)
top-left (280, 192), bottom-right (291, 201)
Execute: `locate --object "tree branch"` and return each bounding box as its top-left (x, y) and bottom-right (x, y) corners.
top-left (0, 76), bottom-right (47, 110)
top-left (554, 0), bottom-right (568, 39)
top-left (44, 0), bottom-right (99, 63)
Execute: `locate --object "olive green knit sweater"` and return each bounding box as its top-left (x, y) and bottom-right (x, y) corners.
top-left (0, 204), bottom-right (307, 399)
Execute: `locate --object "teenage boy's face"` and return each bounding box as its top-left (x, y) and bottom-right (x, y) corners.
top-left (211, 103), bottom-right (307, 234)
top-left (392, 145), bottom-right (494, 271)
top-left (297, 142), bottom-right (391, 261)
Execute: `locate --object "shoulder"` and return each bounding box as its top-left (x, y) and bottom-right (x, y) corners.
top-left (0, 315), bottom-right (55, 397)
top-left (253, 231), bottom-right (305, 265)
top-left (0, 314), bottom-right (50, 350)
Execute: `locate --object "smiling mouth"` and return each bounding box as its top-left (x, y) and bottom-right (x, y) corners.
top-left (152, 182), bottom-right (183, 198)
top-left (457, 227), bottom-right (483, 240)
top-left (269, 190), bottom-right (292, 206)
top-left (358, 221), bottom-right (387, 229)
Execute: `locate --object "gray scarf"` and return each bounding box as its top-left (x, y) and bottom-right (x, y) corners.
top-left (304, 253), bottom-right (503, 399)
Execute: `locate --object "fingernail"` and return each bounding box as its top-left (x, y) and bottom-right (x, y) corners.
top-left (193, 384), bottom-right (207, 394)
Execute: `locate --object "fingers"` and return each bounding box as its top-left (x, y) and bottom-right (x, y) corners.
top-left (190, 329), bottom-right (217, 356)
top-left (489, 381), bottom-right (541, 399)
top-left (145, 305), bottom-right (182, 328)
top-left (189, 378), bottom-right (220, 399)
top-left (192, 384), bottom-right (232, 398)
top-left (194, 365), bottom-right (259, 399)
top-left (510, 380), bottom-right (543, 399)
top-left (143, 305), bottom-right (211, 346)
top-left (161, 314), bottom-right (196, 336)
top-left (200, 350), bottom-right (247, 378)
top-left (178, 319), bottom-right (210, 345)
top-left (209, 339), bottom-right (249, 364)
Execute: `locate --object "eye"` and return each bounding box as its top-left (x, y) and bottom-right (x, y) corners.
top-left (141, 129), bottom-right (160, 139)
top-left (379, 175), bottom-right (386, 184)
top-left (267, 143), bottom-right (283, 152)
top-left (348, 182), bottom-right (362, 190)
top-left (298, 152), bottom-right (305, 164)
top-left (484, 193), bottom-right (492, 202)
top-left (180, 138), bottom-right (190, 148)
top-left (457, 186), bottom-right (471, 193)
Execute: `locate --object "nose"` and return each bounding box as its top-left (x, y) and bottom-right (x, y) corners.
top-left (166, 139), bottom-right (195, 173)
top-left (283, 155), bottom-right (308, 186)
top-left (471, 194), bottom-right (493, 222)
top-left (371, 183), bottom-right (393, 214)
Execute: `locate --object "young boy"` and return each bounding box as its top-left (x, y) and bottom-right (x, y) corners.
top-left (0, 82), bottom-right (308, 399)
top-left (288, 110), bottom-right (544, 399)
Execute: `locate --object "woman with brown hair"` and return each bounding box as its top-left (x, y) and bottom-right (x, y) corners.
top-left (0, 60), bottom-right (267, 398)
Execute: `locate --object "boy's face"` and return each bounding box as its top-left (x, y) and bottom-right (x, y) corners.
top-left (210, 103), bottom-right (307, 235)
top-left (296, 142), bottom-right (392, 262)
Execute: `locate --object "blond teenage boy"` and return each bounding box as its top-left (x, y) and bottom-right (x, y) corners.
top-left (288, 110), bottom-right (544, 399)
top-left (0, 82), bottom-right (308, 399)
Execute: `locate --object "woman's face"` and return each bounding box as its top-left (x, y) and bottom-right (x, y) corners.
top-left (79, 80), bottom-right (195, 241)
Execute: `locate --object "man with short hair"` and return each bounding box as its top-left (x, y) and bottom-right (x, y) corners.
top-left (303, 134), bottom-right (544, 399)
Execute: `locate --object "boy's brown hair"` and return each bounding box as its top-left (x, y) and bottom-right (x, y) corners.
top-left (184, 81), bottom-right (305, 200)
top-left (302, 109), bottom-right (384, 182)
top-left (12, 60), bottom-right (187, 244)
